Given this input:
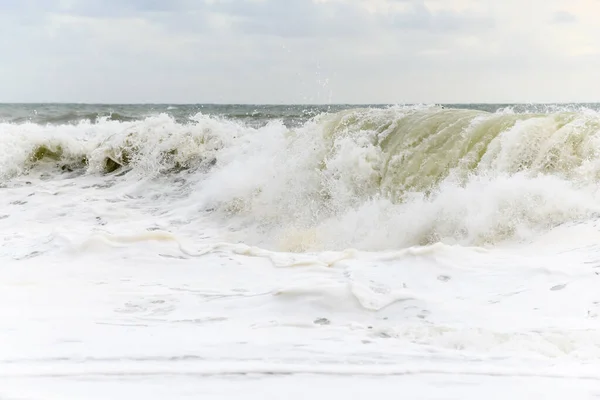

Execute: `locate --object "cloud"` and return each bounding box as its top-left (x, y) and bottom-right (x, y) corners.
top-left (0, 0), bottom-right (23, 10)
top-left (552, 10), bottom-right (578, 24)
top-left (0, 0), bottom-right (600, 104)
top-left (207, 0), bottom-right (374, 38)
top-left (205, 0), bottom-right (492, 38)
top-left (58, 0), bottom-right (191, 16)
top-left (389, 1), bottom-right (493, 33)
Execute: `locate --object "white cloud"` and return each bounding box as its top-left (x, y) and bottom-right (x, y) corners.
top-left (1, 0), bottom-right (600, 103)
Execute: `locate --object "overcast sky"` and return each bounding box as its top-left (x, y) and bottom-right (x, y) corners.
top-left (1, 0), bottom-right (599, 104)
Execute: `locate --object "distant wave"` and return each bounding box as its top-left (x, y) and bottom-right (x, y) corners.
top-left (5, 112), bottom-right (137, 125)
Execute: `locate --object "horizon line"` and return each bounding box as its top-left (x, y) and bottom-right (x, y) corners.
top-left (1, 101), bottom-right (599, 106)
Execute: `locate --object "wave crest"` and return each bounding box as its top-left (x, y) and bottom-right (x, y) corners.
top-left (5, 106), bottom-right (600, 250)
top-left (0, 113), bottom-right (236, 178)
top-left (195, 106), bottom-right (600, 250)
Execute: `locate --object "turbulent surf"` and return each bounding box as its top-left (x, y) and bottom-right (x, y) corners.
top-left (3, 104), bottom-right (600, 251)
top-left (5, 103), bottom-right (600, 397)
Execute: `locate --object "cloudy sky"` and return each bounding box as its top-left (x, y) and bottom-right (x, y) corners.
top-left (1, 0), bottom-right (599, 104)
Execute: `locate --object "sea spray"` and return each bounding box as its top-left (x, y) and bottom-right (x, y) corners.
top-left (4, 105), bottom-right (600, 250)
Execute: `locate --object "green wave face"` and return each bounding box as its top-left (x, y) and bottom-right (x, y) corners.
top-left (316, 107), bottom-right (600, 199)
top-left (234, 106), bottom-right (600, 251)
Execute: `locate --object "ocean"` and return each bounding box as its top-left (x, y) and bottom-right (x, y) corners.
top-left (3, 103), bottom-right (600, 398)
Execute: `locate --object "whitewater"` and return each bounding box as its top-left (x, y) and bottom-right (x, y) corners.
top-left (3, 103), bottom-right (600, 398)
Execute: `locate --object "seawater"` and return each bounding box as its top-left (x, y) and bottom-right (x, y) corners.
top-left (3, 103), bottom-right (600, 399)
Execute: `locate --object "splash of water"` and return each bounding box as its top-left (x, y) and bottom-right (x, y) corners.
top-left (4, 105), bottom-right (600, 251)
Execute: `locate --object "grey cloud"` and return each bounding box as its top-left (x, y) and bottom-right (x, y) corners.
top-left (552, 11), bottom-right (577, 24)
top-left (1, 0), bottom-right (597, 104)
top-left (389, 1), bottom-right (493, 33)
top-left (208, 0), bottom-right (375, 38)
top-left (19, 0), bottom-right (212, 36)
top-left (208, 0), bottom-right (491, 38)
top-left (0, 0), bottom-right (198, 19)
top-left (56, 0), bottom-right (192, 17)
top-left (0, 0), bottom-right (23, 10)
top-left (3, 0), bottom-right (492, 39)
top-left (0, 0), bottom-right (62, 25)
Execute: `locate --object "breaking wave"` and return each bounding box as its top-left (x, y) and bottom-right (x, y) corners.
top-left (4, 105), bottom-right (600, 251)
